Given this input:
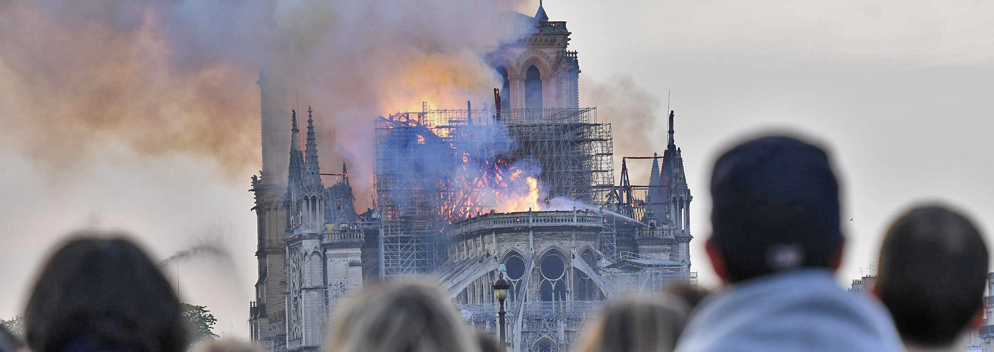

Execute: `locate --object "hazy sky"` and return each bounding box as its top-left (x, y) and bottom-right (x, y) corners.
top-left (2, 0), bottom-right (993, 339)
top-left (555, 0), bottom-right (994, 290)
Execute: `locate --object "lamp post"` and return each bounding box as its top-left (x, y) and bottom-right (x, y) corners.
top-left (493, 264), bottom-right (511, 350)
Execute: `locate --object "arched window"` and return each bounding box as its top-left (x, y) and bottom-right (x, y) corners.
top-left (525, 65), bottom-right (543, 113)
top-left (539, 252), bottom-right (566, 301)
top-left (534, 338), bottom-right (558, 352)
top-left (309, 197), bottom-right (316, 224)
top-left (496, 66), bottom-right (510, 111)
top-left (503, 252), bottom-right (526, 301)
top-left (576, 249), bottom-right (598, 301)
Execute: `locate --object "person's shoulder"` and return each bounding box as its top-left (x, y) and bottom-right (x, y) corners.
top-left (678, 272), bottom-right (904, 352)
top-left (815, 290), bottom-right (906, 352)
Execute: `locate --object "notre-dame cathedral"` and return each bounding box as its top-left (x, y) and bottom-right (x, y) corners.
top-left (249, 4), bottom-right (695, 352)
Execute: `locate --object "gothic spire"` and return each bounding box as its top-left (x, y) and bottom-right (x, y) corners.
top-left (290, 109), bottom-right (300, 151)
top-left (646, 152), bottom-right (666, 222)
top-left (649, 152), bottom-right (661, 187)
top-left (667, 110), bottom-right (675, 147)
top-left (304, 106), bottom-right (322, 186)
top-left (661, 111), bottom-right (680, 209)
top-left (286, 109), bottom-right (305, 222)
top-left (305, 106), bottom-right (317, 155)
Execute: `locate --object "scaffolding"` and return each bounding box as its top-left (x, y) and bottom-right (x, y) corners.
top-left (375, 107), bottom-right (616, 277)
top-left (374, 115), bottom-right (452, 277)
top-left (505, 121), bottom-right (614, 205)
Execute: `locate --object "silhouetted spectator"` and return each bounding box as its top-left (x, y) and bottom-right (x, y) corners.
top-left (876, 205), bottom-right (989, 352)
top-left (326, 280), bottom-right (480, 352)
top-left (24, 234), bottom-right (187, 352)
top-left (474, 331), bottom-right (501, 352)
top-left (0, 325), bottom-right (24, 352)
top-left (576, 294), bottom-right (689, 352)
top-left (675, 136), bottom-right (902, 352)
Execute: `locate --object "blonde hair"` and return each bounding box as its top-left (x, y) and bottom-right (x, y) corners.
top-left (189, 339), bottom-right (262, 352)
top-left (575, 294), bottom-right (690, 352)
top-left (326, 280), bottom-right (480, 352)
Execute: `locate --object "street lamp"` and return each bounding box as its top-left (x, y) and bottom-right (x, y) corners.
top-left (493, 264), bottom-right (511, 350)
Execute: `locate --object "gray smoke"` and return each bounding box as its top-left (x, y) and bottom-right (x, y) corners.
top-left (580, 74), bottom-right (664, 185)
top-left (0, 0), bottom-right (530, 193)
top-left (159, 244), bottom-right (227, 267)
top-left (157, 237), bottom-right (248, 301)
top-left (0, 0), bottom-right (533, 336)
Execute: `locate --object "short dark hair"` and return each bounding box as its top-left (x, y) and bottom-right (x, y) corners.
top-left (876, 205), bottom-right (988, 347)
top-left (710, 136), bottom-right (842, 282)
top-left (25, 234), bottom-right (187, 352)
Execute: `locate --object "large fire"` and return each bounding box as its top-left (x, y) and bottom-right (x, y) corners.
top-left (499, 176), bottom-right (541, 213)
top-left (449, 156), bottom-right (547, 219)
top-left (392, 106), bottom-right (550, 219)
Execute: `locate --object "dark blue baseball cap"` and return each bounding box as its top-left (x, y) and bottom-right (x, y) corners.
top-left (710, 135), bottom-right (842, 282)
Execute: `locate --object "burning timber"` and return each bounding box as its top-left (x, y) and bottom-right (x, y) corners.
top-left (374, 107), bottom-right (616, 277)
top-left (249, 4), bottom-right (694, 352)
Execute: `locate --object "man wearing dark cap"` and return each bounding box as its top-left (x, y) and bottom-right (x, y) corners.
top-left (675, 135), bottom-right (903, 352)
top-left (875, 205), bottom-right (989, 352)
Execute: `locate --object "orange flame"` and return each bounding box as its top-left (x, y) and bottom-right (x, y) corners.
top-left (500, 176), bottom-right (541, 213)
top-left (448, 153), bottom-right (547, 218)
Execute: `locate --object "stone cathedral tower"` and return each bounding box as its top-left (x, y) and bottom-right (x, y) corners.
top-left (488, 2), bottom-right (580, 111)
top-left (250, 73), bottom-right (366, 352)
top-left (283, 107), bottom-right (365, 352)
top-left (283, 108), bottom-right (326, 351)
top-left (645, 111), bottom-right (693, 271)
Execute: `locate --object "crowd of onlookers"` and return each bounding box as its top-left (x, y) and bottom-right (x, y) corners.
top-left (0, 134), bottom-right (988, 352)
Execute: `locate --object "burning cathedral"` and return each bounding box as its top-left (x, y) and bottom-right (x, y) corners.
top-left (249, 4), bottom-right (694, 352)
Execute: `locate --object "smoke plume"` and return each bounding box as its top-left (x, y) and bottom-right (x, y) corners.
top-left (580, 74), bottom-right (664, 184)
top-left (160, 244), bottom-right (227, 267)
top-left (0, 0), bottom-right (529, 189)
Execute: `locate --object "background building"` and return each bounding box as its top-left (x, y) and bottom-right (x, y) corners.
top-left (848, 274), bottom-right (876, 294)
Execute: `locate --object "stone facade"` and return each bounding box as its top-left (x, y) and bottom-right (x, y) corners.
top-left (252, 108), bottom-right (365, 352)
top-left (438, 137), bottom-right (694, 351)
top-left (284, 109), bottom-right (365, 352)
top-left (488, 4), bottom-right (580, 111)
